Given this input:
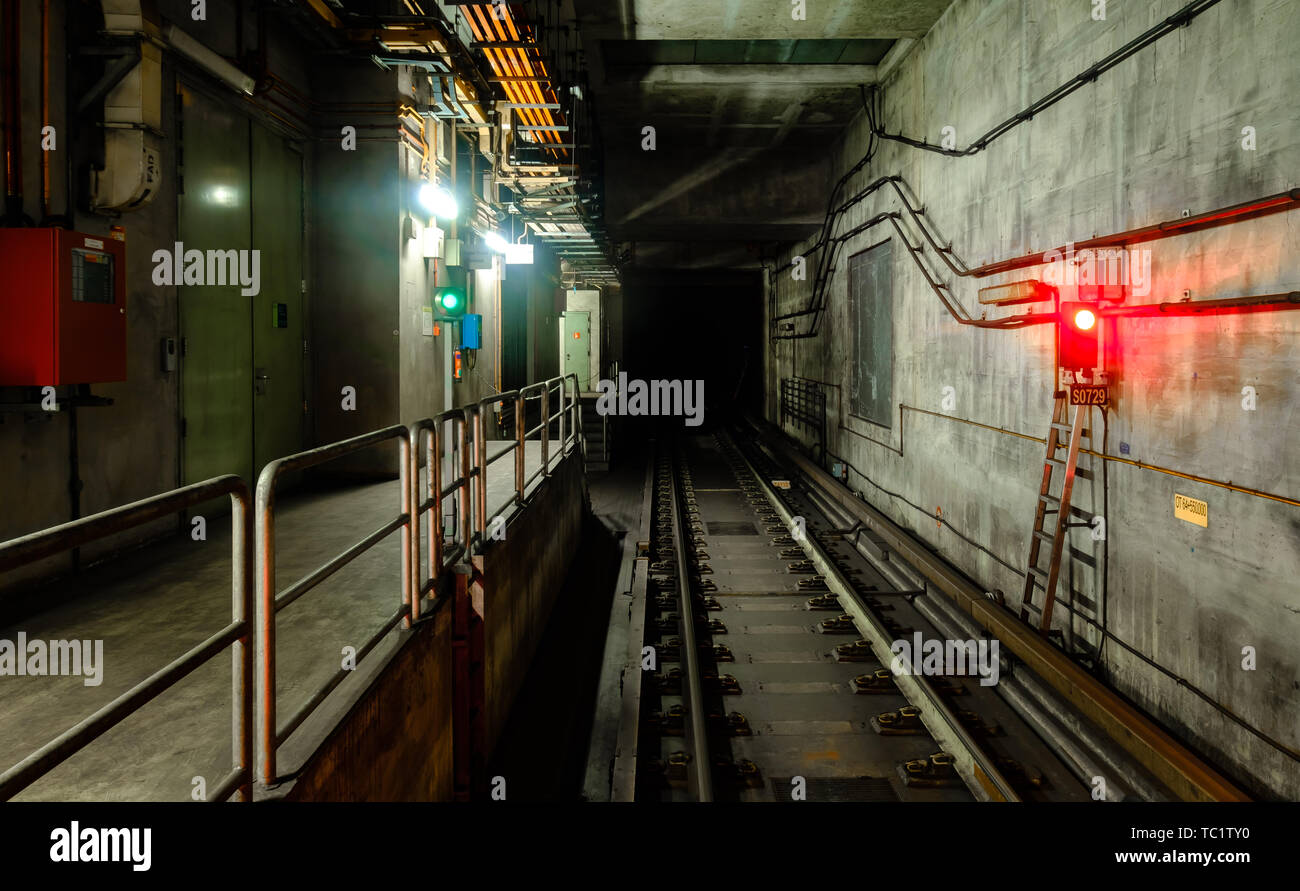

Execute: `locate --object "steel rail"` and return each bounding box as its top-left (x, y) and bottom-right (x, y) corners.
top-left (722, 429), bottom-right (1021, 802)
top-left (610, 454), bottom-right (658, 802)
top-left (743, 415), bottom-right (1250, 802)
top-left (667, 449), bottom-right (713, 801)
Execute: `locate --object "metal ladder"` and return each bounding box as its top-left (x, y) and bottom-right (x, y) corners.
top-left (1019, 391), bottom-right (1088, 634)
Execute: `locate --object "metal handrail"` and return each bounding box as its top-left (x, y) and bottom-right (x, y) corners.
top-left (465, 375), bottom-right (582, 551)
top-left (254, 426), bottom-right (412, 786)
top-left (566, 373), bottom-right (583, 456)
top-left (470, 390), bottom-right (522, 545)
top-left (0, 476), bottom-right (254, 802)
top-left (520, 376), bottom-right (562, 487)
top-left (408, 409), bottom-right (468, 618)
top-left (0, 375), bottom-right (587, 800)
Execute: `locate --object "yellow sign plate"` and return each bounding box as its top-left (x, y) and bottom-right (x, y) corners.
top-left (1174, 494), bottom-right (1208, 527)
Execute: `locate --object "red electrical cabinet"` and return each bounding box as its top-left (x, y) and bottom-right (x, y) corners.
top-left (0, 228), bottom-right (127, 385)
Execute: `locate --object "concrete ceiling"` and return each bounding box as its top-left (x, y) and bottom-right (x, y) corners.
top-left (575, 0), bottom-right (956, 41)
top-left (570, 0), bottom-right (958, 265)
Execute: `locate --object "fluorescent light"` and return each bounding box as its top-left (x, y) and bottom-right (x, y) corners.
top-left (418, 184), bottom-right (459, 220)
top-left (484, 232), bottom-right (509, 253)
top-left (164, 24), bottom-right (255, 95)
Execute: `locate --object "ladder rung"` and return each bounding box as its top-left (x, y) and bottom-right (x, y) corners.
top-left (1026, 568), bottom-right (1048, 587)
top-left (1033, 529), bottom-right (1055, 543)
top-left (1046, 457), bottom-right (1066, 468)
top-left (1040, 494), bottom-right (1061, 506)
top-left (1051, 422), bottom-right (1073, 432)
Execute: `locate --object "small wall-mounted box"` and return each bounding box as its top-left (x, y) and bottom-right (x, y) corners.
top-left (460, 313), bottom-right (482, 350)
top-left (0, 229), bottom-right (127, 385)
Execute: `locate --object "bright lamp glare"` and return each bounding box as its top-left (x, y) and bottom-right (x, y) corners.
top-left (440, 292), bottom-right (460, 310)
top-left (418, 184), bottom-right (458, 219)
top-left (1073, 308), bottom-right (1097, 331)
top-left (484, 232), bottom-right (509, 253)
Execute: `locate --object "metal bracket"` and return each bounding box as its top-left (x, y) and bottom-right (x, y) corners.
top-left (77, 44), bottom-right (143, 114)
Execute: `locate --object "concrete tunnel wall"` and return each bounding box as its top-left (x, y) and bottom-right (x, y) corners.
top-left (0, 0), bottom-right (566, 607)
top-left (284, 449), bottom-right (586, 800)
top-left (482, 449), bottom-right (588, 753)
top-left (286, 606), bottom-right (455, 802)
top-left (765, 0), bottom-right (1299, 798)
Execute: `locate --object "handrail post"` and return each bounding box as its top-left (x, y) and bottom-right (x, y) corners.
top-left (515, 393), bottom-right (525, 504)
top-left (540, 386), bottom-right (550, 477)
top-left (459, 410), bottom-right (472, 558)
top-left (231, 488), bottom-right (254, 802)
top-left (255, 470), bottom-right (278, 788)
top-left (559, 377), bottom-right (567, 451)
top-left (430, 422), bottom-right (442, 584)
top-left (475, 406), bottom-right (488, 545)
top-left (400, 434), bottom-right (413, 627)
top-left (567, 373), bottom-right (580, 453)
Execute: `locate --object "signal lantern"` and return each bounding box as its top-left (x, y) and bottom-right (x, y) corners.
top-left (435, 287), bottom-right (466, 318)
top-left (1059, 302), bottom-right (1100, 371)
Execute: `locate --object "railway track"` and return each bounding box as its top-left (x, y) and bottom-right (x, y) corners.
top-left (633, 427), bottom-right (1113, 802)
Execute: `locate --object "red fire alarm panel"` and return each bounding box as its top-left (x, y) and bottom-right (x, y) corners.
top-left (0, 228), bottom-right (127, 385)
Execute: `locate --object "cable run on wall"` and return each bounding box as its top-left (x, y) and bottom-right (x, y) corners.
top-left (820, 441), bottom-right (1300, 766)
top-left (769, 0), bottom-right (1300, 340)
top-left (865, 0), bottom-right (1226, 158)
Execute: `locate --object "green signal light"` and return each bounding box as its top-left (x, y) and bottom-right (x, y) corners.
top-left (435, 287), bottom-right (466, 317)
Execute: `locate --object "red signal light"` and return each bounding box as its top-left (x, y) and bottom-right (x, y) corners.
top-left (1059, 302), bottom-right (1100, 372)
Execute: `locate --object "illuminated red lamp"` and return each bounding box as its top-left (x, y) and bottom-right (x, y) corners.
top-left (1059, 302), bottom-right (1100, 371)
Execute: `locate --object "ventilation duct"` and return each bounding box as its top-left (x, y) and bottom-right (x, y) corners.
top-left (90, 0), bottom-right (163, 213)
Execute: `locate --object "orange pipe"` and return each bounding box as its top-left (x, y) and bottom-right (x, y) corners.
top-left (40, 0), bottom-right (50, 218)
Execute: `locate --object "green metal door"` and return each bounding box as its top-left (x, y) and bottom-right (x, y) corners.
top-left (178, 85), bottom-right (253, 486)
top-left (251, 127), bottom-right (305, 473)
top-left (179, 86), bottom-right (305, 487)
top-left (563, 311), bottom-right (590, 389)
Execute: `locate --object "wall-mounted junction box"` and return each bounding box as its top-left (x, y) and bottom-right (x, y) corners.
top-left (0, 229), bottom-right (128, 385)
top-left (460, 314), bottom-right (482, 350)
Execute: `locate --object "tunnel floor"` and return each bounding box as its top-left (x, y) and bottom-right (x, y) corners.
top-left (0, 440), bottom-right (562, 801)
